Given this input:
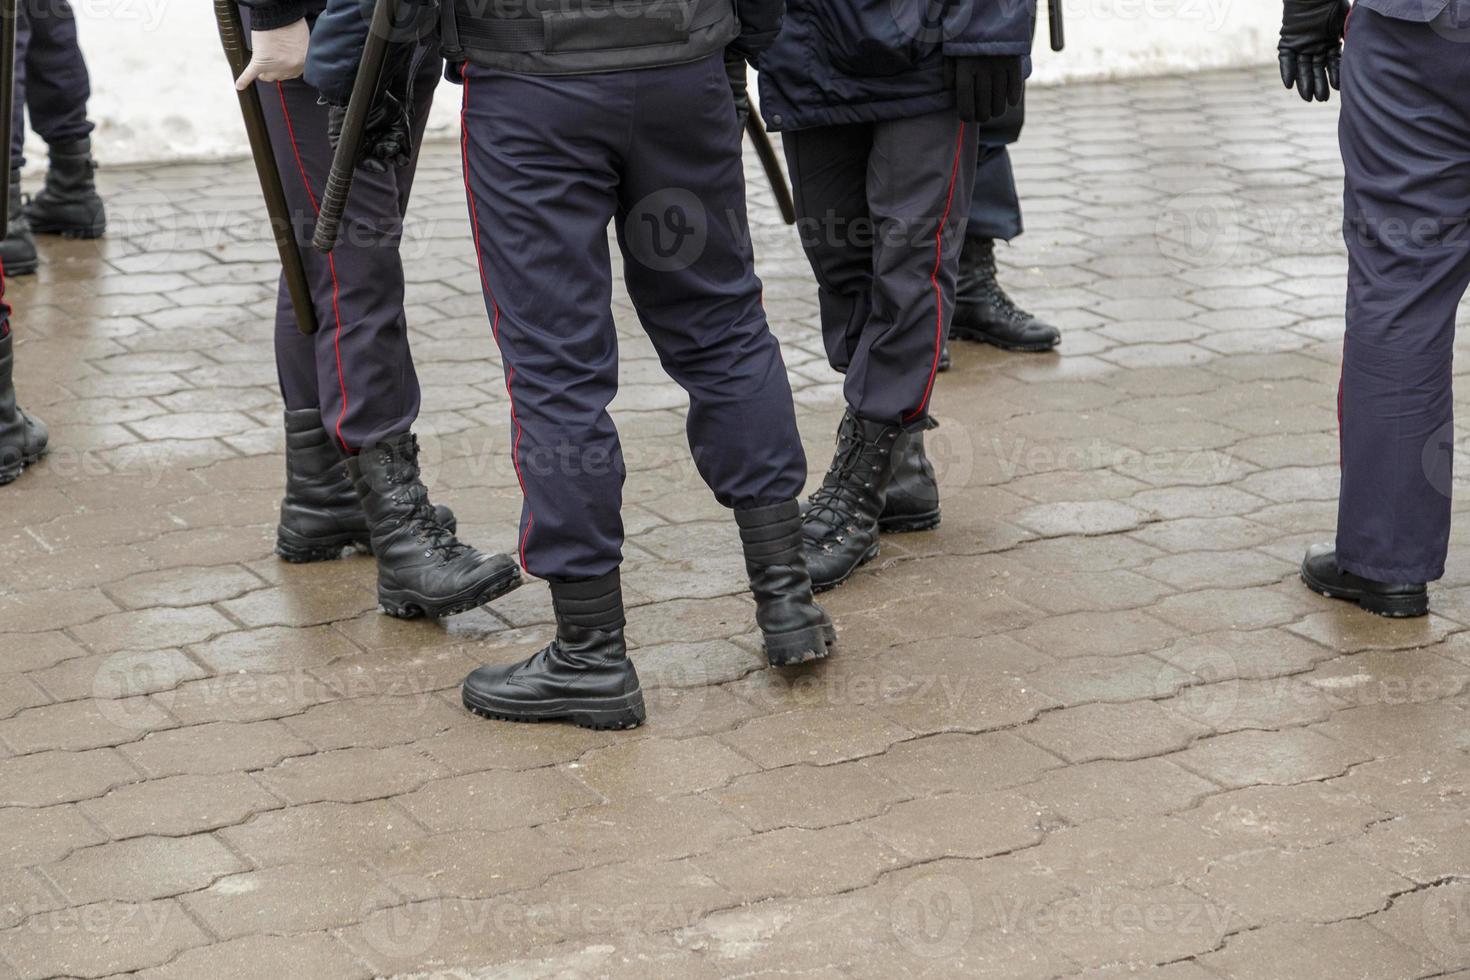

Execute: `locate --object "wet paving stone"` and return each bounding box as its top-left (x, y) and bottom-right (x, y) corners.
top-left (3, 66), bottom-right (1469, 976)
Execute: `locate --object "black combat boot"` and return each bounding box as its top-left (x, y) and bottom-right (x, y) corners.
top-left (736, 501), bottom-right (837, 665)
top-left (0, 170), bottom-right (38, 277)
top-left (462, 570), bottom-right (645, 730)
top-left (1301, 544), bottom-right (1428, 619)
top-left (878, 424), bottom-right (941, 533)
top-left (938, 335), bottom-right (951, 373)
top-left (349, 432), bottom-right (520, 618)
top-left (276, 410), bottom-right (457, 563)
top-left (278, 409), bottom-right (371, 563)
top-left (951, 237), bottom-right (1060, 352)
top-left (25, 139), bottom-right (106, 239)
top-left (801, 410), bottom-right (902, 592)
top-left (0, 332), bottom-right (47, 485)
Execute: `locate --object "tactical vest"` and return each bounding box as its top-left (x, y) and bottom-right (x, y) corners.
top-left (442, 0), bottom-right (739, 75)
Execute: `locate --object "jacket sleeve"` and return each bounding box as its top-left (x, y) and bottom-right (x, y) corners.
top-left (304, 0), bottom-right (378, 104)
top-left (238, 0), bottom-right (311, 31)
top-left (942, 0), bottom-right (1036, 57)
top-left (729, 0), bottom-right (784, 62)
top-left (305, 0), bottom-right (437, 104)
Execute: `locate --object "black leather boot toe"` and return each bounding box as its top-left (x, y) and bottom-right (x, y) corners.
top-left (877, 424), bottom-right (941, 533)
top-left (737, 501), bottom-right (836, 666)
top-left (0, 333), bottom-right (46, 485)
top-left (350, 433), bottom-right (520, 618)
top-left (950, 237), bottom-right (1060, 352)
top-left (463, 571), bottom-right (645, 729)
top-left (802, 410), bottom-right (903, 593)
top-left (25, 139), bottom-right (106, 239)
top-left (1300, 544), bottom-right (1428, 618)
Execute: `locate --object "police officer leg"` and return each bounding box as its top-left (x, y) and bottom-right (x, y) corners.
top-left (951, 94), bottom-right (1060, 352)
top-left (262, 66), bottom-right (520, 619)
top-left (616, 54), bottom-right (832, 666)
top-left (793, 111), bottom-right (977, 592)
top-left (458, 66), bottom-right (643, 729)
top-left (854, 111), bottom-right (978, 425)
top-left (19, 0), bottom-right (104, 239)
top-left (783, 123), bottom-right (876, 382)
top-left (1301, 6), bottom-right (1470, 618)
top-left (784, 123), bottom-right (941, 538)
top-left (784, 123), bottom-right (897, 586)
top-left (0, 0), bottom-right (37, 276)
top-left (271, 285), bottom-right (370, 565)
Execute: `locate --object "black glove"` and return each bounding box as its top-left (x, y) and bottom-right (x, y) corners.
top-left (1279, 0), bottom-right (1349, 102)
top-left (944, 56), bottom-right (1023, 124)
top-left (325, 43), bottom-right (418, 175)
top-left (327, 92), bottom-right (413, 175)
top-left (725, 49), bottom-right (751, 128)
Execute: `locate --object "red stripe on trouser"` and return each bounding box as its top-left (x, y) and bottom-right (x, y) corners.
top-left (905, 123), bottom-right (968, 425)
top-left (275, 82), bottom-right (354, 455)
top-left (1338, 339), bottom-right (1345, 468)
top-left (460, 65), bottom-right (535, 572)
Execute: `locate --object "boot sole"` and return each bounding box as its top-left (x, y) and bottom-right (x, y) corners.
top-left (463, 685), bottom-right (646, 730)
top-left (1300, 567), bottom-right (1428, 619)
top-left (1, 255), bottom-right (38, 276)
top-left (811, 542), bottom-right (880, 595)
top-left (275, 527), bottom-right (371, 564)
top-left (0, 446), bottom-right (47, 485)
top-left (951, 324), bottom-right (1059, 353)
top-left (764, 621), bottom-right (839, 667)
top-left (27, 218), bottom-right (105, 239)
top-left (877, 510), bottom-right (941, 534)
top-left (379, 561), bottom-right (523, 620)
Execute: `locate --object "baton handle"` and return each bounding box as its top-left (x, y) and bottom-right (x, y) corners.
top-left (312, 0), bottom-right (400, 253)
top-left (314, 164), bottom-right (356, 252)
top-left (215, 0), bottom-right (319, 335)
top-left (745, 112), bottom-right (797, 226)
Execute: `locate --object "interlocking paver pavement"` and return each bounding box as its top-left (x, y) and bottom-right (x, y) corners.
top-left (2, 66), bottom-right (1469, 977)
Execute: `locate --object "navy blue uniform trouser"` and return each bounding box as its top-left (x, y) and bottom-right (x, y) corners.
top-left (968, 93), bottom-right (1025, 243)
top-left (1337, 7), bottom-right (1470, 583)
top-left (458, 55), bottom-right (807, 582)
top-left (10, 0), bottom-right (93, 168)
top-left (257, 51), bottom-right (441, 454)
top-left (783, 112), bottom-right (979, 426)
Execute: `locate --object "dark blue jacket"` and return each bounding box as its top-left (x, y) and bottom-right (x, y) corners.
top-left (304, 0), bottom-right (380, 104)
top-left (1355, 0), bottom-right (1470, 20)
top-left (238, 0), bottom-right (325, 31)
top-left (306, 0), bottom-right (783, 104)
top-left (757, 0), bottom-right (1037, 132)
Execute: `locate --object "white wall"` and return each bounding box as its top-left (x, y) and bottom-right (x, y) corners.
top-left (60, 0), bottom-right (1278, 166)
top-left (1029, 0), bottom-right (1277, 84)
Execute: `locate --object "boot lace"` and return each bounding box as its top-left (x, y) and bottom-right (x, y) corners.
top-left (804, 424), bottom-right (889, 547)
top-left (983, 279), bottom-right (1032, 327)
top-left (968, 241), bottom-right (1033, 329)
top-left (400, 491), bottom-right (471, 563)
top-left (378, 444), bottom-right (470, 563)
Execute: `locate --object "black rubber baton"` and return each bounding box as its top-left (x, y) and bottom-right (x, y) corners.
top-left (746, 111), bottom-right (797, 226)
top-left (214, 0), bottom-right (320, 335)
top-left (311, 0), bottom-right (403, 253)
